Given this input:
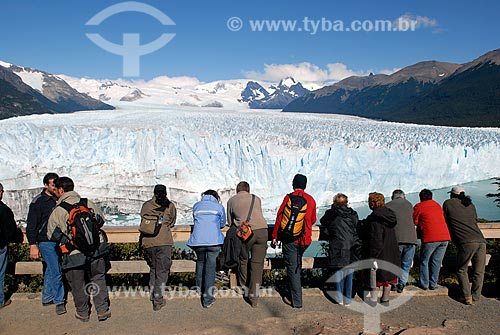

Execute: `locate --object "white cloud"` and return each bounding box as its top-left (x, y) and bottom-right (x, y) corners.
top-left (244, 62), bottom-right (329, 82)
top-left (133, 75), bottom-right (201, 88)
top-left (244, 62), bottom-right (398, 83)
top-left (394, 13), bottom-right (438, 31)
top-left (326, 63), bottom-right (364, 81)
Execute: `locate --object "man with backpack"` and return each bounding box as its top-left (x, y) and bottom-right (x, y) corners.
top-left (226, 181), bottom-right (268, 307)
top-left (139, 184), bottom-right (176, 311)
top-left (47, 177), bottom-right (111, 322)
top-left (272, 174), bottom-right (317, 308)
top-left (26, 173), bottom-right (66, 314)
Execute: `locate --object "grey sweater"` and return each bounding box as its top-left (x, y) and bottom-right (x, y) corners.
top-left (226, 191), bottom-right (267, 230)
top-left (386, 197), bottom-right (418, 245)
top-left (443, 198), bottom-right (485, 244)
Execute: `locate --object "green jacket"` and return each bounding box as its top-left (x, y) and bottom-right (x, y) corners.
top-left (140, 197), bottom-right (176, 249)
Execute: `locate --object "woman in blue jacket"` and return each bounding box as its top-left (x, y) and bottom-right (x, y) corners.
top-left (187, 190), bottom-right (226, 308)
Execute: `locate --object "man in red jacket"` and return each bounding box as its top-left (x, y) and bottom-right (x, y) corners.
top-left (413, 189), bottom-right (451, 290)
top-left (272, 174), bottom-right (316, 308)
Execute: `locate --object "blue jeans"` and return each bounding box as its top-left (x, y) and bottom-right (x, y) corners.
top-left (193, 246), bottom-right (220, 307)
top-left (332, 268), bottom-right (353, 304)
top-left (398, 244), bottom-right (416, 286)
top-left (283, 242), bottom-right (307, 308)
top-left (419, 241), bottom-right (448, 289)
top-left (39, 242), bottom-right (65, 305)
top-left (0, 246), bottom-right (7, 305)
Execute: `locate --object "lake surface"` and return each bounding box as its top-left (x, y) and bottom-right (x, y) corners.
top-left (109, 178), bottom-right (499, 256)
top-left (107, 178), bottom-right (500, 227)
top-left (337, 178), bottom-right (500, 221)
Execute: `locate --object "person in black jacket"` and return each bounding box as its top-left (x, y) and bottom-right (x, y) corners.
top-left (361, 192), bottom-right (401, 305)
top-left (26, 173), bottom-right (66, 314)
top-left (320, 193), bottom-right (360, 306)
top-left (0, 183), bottom-right (18, 309)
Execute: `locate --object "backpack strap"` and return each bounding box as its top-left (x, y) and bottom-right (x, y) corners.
top-left (246, 195), bottom-right (256, 223)
top-left (59, 198), bottom-right (88, 213)
top-left (58, 201), bottom-right (74, 213)
top-left (80, 198), bottom-right (88, 208)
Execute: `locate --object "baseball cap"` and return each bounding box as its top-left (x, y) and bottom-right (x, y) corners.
top-left (448, 185), bottom-right (465, 195)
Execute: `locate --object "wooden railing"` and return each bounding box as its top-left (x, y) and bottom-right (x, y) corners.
top-left (14, 224), bottom-right (500, 277)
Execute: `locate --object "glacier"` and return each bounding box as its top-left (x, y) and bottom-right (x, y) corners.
top-left (1, 105), bottom-right (500, 225)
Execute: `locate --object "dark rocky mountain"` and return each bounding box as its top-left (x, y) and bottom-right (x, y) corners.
top-left (0, 70), bottom-right (52, 119)
top-left (0, 63), bottom-right (114, 120)
top-left (241, 77), bottom-right (310, 109)
top-left (240, 81), bottom-right (270, 105)
top-left (284, 49), bottom-right (500, 127)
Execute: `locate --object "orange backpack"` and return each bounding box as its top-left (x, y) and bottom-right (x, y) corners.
top-left (278, 193), bottom-right (307, 242)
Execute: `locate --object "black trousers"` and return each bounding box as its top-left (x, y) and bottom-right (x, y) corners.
top-left (144, 245), bottom-right (172, 305)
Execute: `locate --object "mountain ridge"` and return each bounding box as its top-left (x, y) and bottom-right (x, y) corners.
top-left (0, 63), bottom-right (114, 119)
top-left (284, 48), bottom-right (500, 127)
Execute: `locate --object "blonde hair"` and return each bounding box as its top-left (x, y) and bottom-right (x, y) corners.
top-left (333, 193), bottom-right (348, 206)
top-left (368, 192), bottom-right (385, 209)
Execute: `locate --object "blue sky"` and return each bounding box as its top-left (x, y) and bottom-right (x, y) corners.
top-left (1, 0), bottom-right (499, 82)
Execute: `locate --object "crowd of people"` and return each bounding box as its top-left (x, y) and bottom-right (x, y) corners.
top-left (0, 172), bottom-right (488, 323)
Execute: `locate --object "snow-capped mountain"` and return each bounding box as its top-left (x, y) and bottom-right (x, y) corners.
top-left (1, 59), bottom-right (318, 115)
top-left (60, 73), bottom-right (314, 110)
top-left (240, 81), bottom-right (270, 104)
top-left (0, 61), bottom-right (113, 119)
top-left (60, 75), bottom-right (256, 109)
top-left (259, 77), bottom-right (309, 109)
top-left (239, 77), bottom-right (310, 109)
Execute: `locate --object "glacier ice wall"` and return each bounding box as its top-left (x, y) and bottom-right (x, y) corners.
top-left (1, 107), bottom-right (500, 224)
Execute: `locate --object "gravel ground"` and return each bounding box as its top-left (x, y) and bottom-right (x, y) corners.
top-left (1, 289), bottom-right (499, 335)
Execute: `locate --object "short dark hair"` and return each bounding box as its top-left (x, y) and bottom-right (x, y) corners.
top-left (391, 189), bottom-right (405, 200)
top-left (43, 172), bottom-right (59, 186)
top-left (292, 174), bottom-right (307, 190)
top-left (236, 181), bottom-right (250, 193)
top-left (154, 184), bottom-right (167, 197)
top-left (419, 189), bottom-right (433, 201)
top-left (55, 176), bottom-right (74, 192)
top-left (202, 189), bottom-right (220, 202)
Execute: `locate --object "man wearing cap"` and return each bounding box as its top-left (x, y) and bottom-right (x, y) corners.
top-left (140, 184), bottom-right (176, 311)
top-left (443, 185), bottom-right (486, 305)
top-left (272, 174), bottom-right (317, 308)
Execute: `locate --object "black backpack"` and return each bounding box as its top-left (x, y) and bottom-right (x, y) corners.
top-left (218, 225), bottom-right (242, 271)
top-left (59, 199), bottom-right (101, 257)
